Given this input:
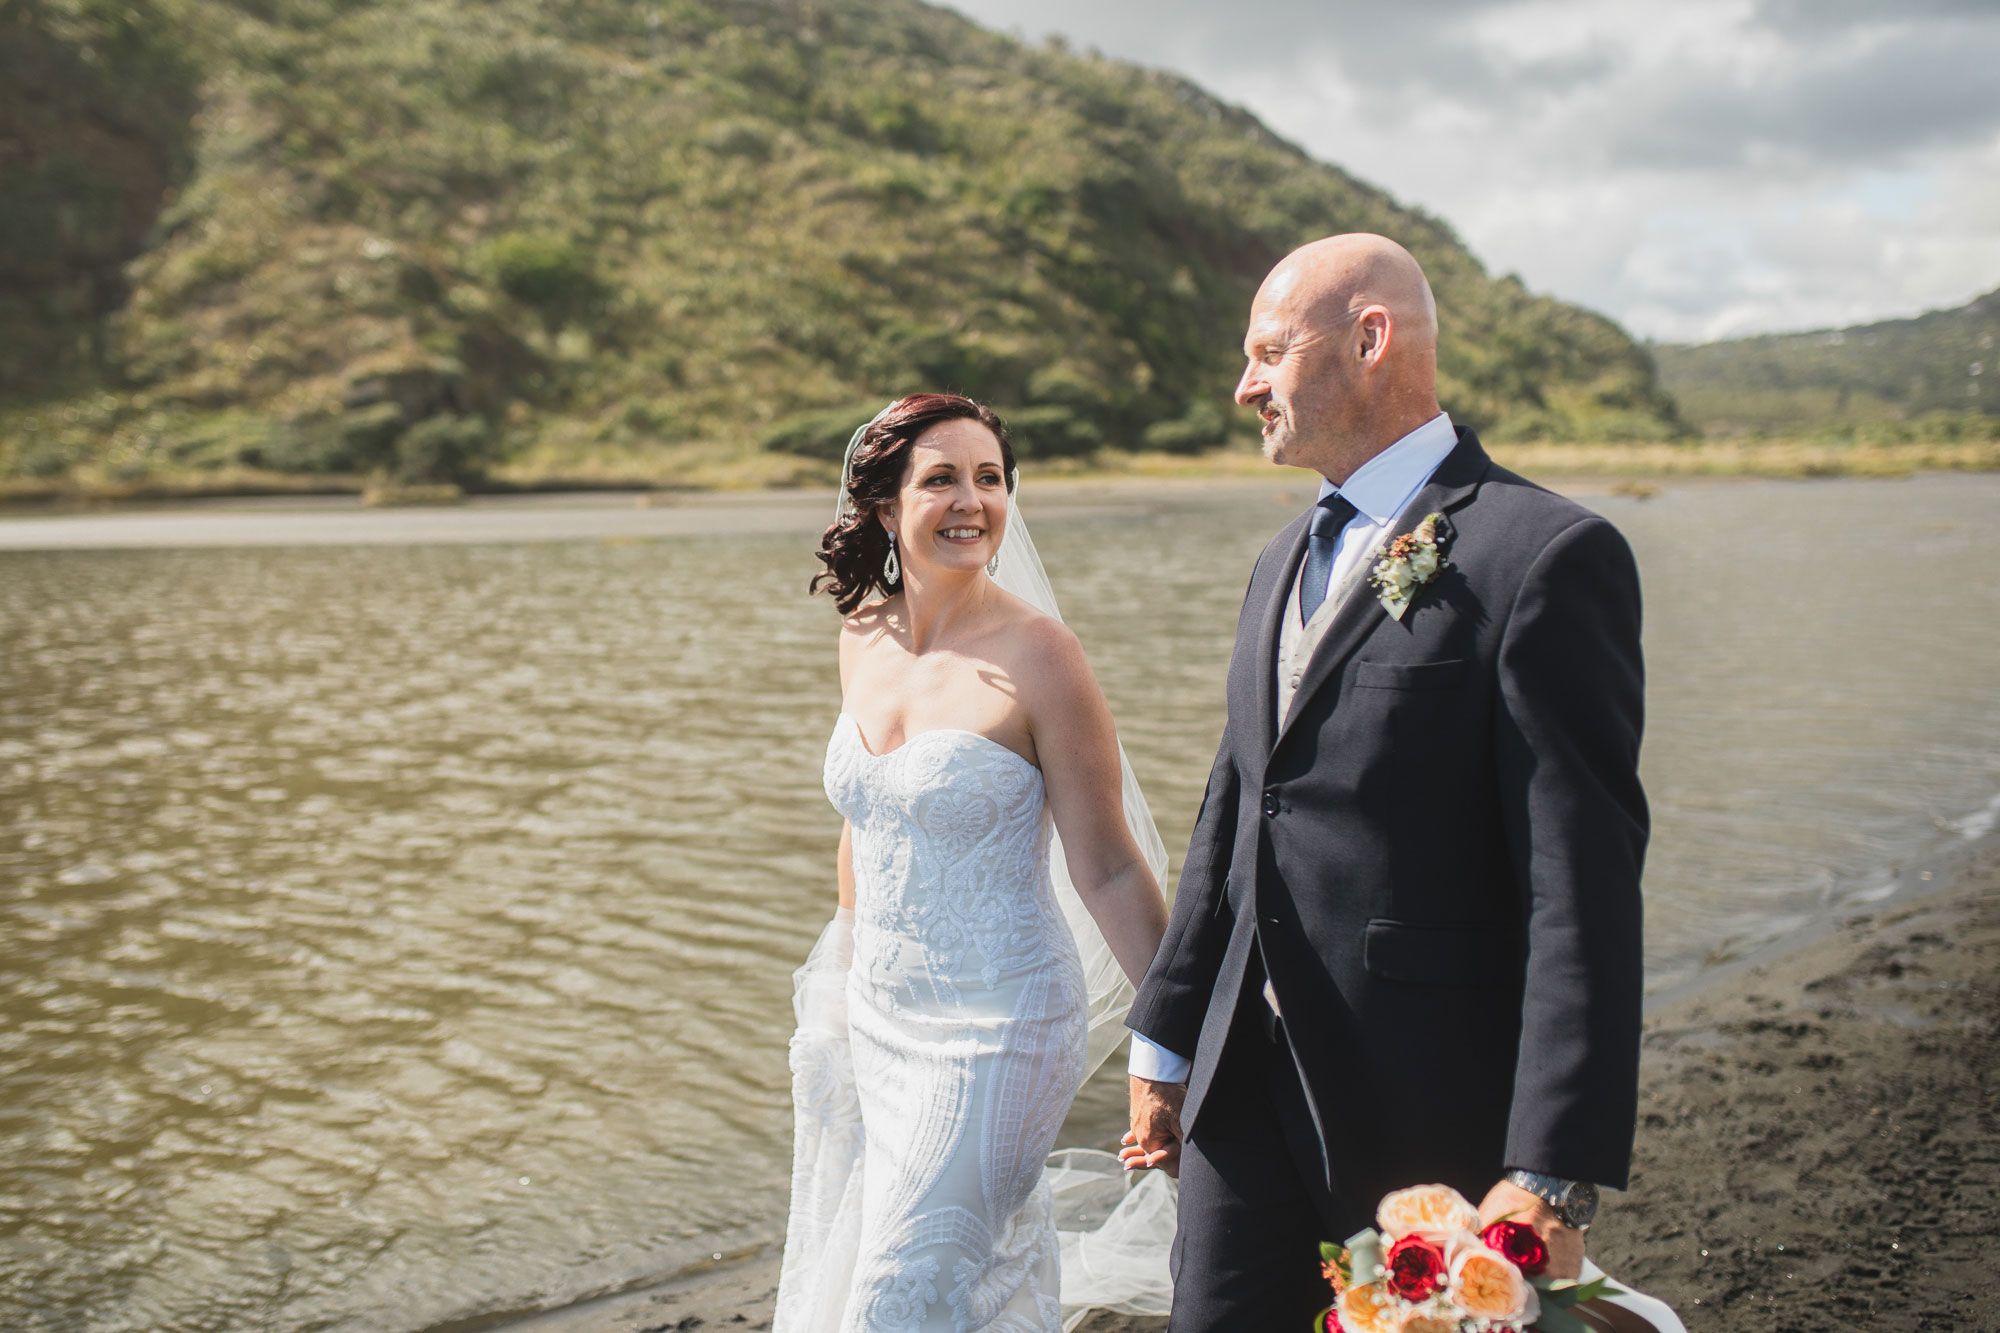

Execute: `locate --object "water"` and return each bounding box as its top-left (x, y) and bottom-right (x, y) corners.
top-left (2, 475), bottom-right (1996, 1331)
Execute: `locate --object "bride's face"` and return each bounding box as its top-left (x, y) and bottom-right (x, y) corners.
top-left (882, 419), bottom-right (1010, 581)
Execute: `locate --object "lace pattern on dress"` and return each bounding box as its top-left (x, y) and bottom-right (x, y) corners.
top-left (775, 719), bottom-right (1088, 1333)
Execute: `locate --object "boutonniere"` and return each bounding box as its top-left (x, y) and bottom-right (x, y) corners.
top-left (1368, 511), bottom-right (1449, 621)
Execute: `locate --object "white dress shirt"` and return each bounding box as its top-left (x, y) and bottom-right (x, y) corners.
top-left (1129, 413), bottom-right (1458, 1085)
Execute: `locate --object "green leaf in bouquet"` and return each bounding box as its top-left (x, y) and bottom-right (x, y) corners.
top-left (1538, 1274), bottom-right (1621, 1306)
top-left (1312, 1304), bottom-right (1334, 1332)
top-left (1319, 1240), bottom-right (1341, 1264)
top-left (1527, 1302), bottom-right (1590, 1333)
top-left (1568, 1275), bottom-right (1619, 1303)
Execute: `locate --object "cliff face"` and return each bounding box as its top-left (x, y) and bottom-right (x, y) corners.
top-left (2, 0), bottom-right (1683, 487)
top-left (0, 0), bottom-right (199, 395)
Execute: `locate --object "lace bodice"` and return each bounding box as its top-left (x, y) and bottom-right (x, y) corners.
top-left (824, 714), bottom-right (1081, 1002)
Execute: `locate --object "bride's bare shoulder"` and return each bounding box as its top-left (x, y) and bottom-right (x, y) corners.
top-left (838, 594), bottom-right (902, 671)
top-left (992, 598), bottom-right (1090, 689)
top-left (841, 593), bottom-right (902, 639)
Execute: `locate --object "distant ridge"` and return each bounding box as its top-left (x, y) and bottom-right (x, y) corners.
top-left (2, 0), bottom-right (1684, 488)
top-left (1653, 288), bottom-right (2000, 438)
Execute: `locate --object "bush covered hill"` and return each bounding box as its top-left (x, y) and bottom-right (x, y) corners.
top-left (2, 0), bottom-right (1686, 492)
top-left (1653, 287), bottom-right (2000, 441)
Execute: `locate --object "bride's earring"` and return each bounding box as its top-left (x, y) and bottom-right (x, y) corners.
top-left (883, 533), bottom-right (900, 583)
top-left (986, 551), bottom-right (1001, 576)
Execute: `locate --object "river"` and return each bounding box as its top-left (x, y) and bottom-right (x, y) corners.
top-left (2, 474), bottom-right (1996, 1331)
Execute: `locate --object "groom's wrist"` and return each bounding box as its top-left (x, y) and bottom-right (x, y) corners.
top-left (1503, 1168), bottom-right (1599, 1229)
top-left (1127, 1032), bottom-right (1192, 1084)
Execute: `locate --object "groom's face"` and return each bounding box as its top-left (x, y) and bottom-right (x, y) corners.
top-left (1236, 283), bottom-right (1361, 472)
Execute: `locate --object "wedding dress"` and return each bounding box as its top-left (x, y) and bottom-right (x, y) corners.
top-left (774, 715), bottom-right (1089, 1332)
top-left (776, 409), bottom-right (1175, 1332)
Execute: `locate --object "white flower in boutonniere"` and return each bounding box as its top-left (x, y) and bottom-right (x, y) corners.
top-left (1368, 511), bottom-right (1448, 621)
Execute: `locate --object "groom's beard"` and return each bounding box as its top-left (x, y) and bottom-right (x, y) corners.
top-left (1260, 404), bottom-right (1297, 463)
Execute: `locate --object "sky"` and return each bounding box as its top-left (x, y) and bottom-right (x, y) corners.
top-left (940, 0), bottom-right (2000, 343)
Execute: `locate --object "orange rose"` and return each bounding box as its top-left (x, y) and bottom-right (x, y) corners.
top-left (1396, 1315), bottom-right (1457, 1333)
top-left (1336, 1281), bottom-right (1400, 1333)
top-left (1448, 1243), bottom-right (1538, 1325)
top-left (1375, 1184), bottom-right (1480, 1242)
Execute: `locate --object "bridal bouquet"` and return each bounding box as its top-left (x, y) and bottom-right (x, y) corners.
top-left (1316, 1185), bottom-right (1618, 1333)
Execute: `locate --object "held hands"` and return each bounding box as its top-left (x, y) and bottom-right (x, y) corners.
top-left (1477, 1179), bottom-right (1585, 1280)
top-left (1119, 1076), bottom-right (1186, 1177)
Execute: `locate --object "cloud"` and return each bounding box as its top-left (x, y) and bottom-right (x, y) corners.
top-left (941, 0), bottom-right (2000, 340)
top-left (1606, 17), bottom-right (2000, 171)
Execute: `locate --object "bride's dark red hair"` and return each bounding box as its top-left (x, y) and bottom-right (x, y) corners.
top-left (811, 393), bottom-right (1017, 615)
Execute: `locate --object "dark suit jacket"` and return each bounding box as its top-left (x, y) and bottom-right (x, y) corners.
top-left (1128, 426), bottom-right (1647, 1218)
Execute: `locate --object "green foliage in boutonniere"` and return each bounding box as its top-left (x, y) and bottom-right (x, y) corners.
top-left (1368, 512), bottom-right (1449, 621)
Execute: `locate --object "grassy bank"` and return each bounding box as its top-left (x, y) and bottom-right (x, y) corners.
top-left (5, 438), bottom-right (1997, 509)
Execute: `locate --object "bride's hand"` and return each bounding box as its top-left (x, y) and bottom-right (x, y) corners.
top-left (1477, 1179), bottom-right (1586, 1280)
top-left (1120, 1076), bottom-right (1185, 1177)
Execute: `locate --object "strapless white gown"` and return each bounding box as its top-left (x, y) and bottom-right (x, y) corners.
top-left (775, 715), bottom-right (1092, 1333)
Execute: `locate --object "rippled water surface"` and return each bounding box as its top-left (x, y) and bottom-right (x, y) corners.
top-left (3, 475), bottom-right (1997, 1331)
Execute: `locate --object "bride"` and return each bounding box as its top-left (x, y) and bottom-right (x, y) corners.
top-left (774, 394), bottom-right (1173, 1333)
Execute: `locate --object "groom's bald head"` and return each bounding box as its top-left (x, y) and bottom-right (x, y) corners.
top-left (1237, 234), bottom-right (1443, 484)
top-left (1266, 234), bottom-right (1438, 349)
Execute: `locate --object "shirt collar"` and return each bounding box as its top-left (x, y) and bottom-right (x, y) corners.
top-left (1316, 412), bottom-right (1457, 525)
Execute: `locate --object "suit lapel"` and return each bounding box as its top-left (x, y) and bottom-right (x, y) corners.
top-left (1272, 428), bottom-right (1493, 754)
top-left (1253, 514), bottom-right (1312, 757)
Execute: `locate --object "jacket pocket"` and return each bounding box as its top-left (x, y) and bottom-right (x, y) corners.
top-left (1353, 658), bottom-right (1470, 691)
top-left (1363, 918), bottom-right (1519, 987)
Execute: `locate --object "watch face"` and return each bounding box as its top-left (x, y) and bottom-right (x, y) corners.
top-left (1564, 1181), bottom-right (1600, 1224)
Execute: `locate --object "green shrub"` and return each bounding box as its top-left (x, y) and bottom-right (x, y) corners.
top-left (394, 413), bottom-right (492, 484)
top-left (849, 92), bottom-right (942, 154)
top-left (480, 232), bottom-right (602, 334)
top-left (1141, 400), bottom-right (1230, 453)
top-left (1024, 364), bottom-right (1110, 412)
top-left (261, 402), bottom-right (406, 473)
top-left (1003, 405), bottom-right (1101, 459)
top-left (11, 434), bottom-right (78, 478)
top-left (760, 403), bottom-right (883, 460)
top-left (698, 119), bottom-right (776, 160)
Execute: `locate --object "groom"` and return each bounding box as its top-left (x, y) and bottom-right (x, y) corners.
top-left (1122, 234), bottom-right (1647, 1328)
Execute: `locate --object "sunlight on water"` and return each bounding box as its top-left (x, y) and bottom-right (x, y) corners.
top-left (1, 475), bottom-right (1996, 1330)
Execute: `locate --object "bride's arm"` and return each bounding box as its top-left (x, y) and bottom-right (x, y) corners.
top-left (837, 821), bottom-right (856, 911)
top-left (1022, 620), bottom-right (1169, 986)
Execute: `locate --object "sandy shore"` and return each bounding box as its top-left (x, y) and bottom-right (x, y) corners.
top-left (1588, 838), bottom-right (2000, 1330)
top-left (477, 838), bottom-right (2000, 1333)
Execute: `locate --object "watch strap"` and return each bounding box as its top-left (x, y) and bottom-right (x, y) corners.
top-left (1504, 1169), bottom-right (1598, 1228)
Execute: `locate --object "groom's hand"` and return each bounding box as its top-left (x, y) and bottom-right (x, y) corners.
top-left (1120, 1076), bottom-right (1186, 1177)
top-left (1478, 1180), bottom-right (1586, 1280)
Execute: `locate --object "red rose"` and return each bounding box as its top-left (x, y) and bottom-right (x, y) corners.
top-left (1323, 1308), bottom-right (1344, 1332)
top-left (1481, 1220), bottom-right (1549, 1275)
top-left (1384, 1234), bottom-right (1447, 1300)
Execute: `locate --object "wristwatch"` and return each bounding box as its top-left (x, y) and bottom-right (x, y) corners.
top-left (1504, 1169), bottom-right (1599, 1229)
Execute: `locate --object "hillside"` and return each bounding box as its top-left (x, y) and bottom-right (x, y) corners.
top-left (1653, 288), bottom-right (2000, 440)
top-left (1, 0), bottom-right (1685, 492)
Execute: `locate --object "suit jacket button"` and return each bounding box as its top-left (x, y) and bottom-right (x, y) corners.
top-left (1262, 790), bottom-right (1279, 817)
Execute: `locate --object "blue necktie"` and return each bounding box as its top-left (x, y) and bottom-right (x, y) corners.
top-left (1299, 492), bottom-right (1359, 624)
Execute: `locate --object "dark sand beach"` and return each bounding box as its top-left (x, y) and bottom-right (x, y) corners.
top-left (485, 837), bottom-right (2000, 1333)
